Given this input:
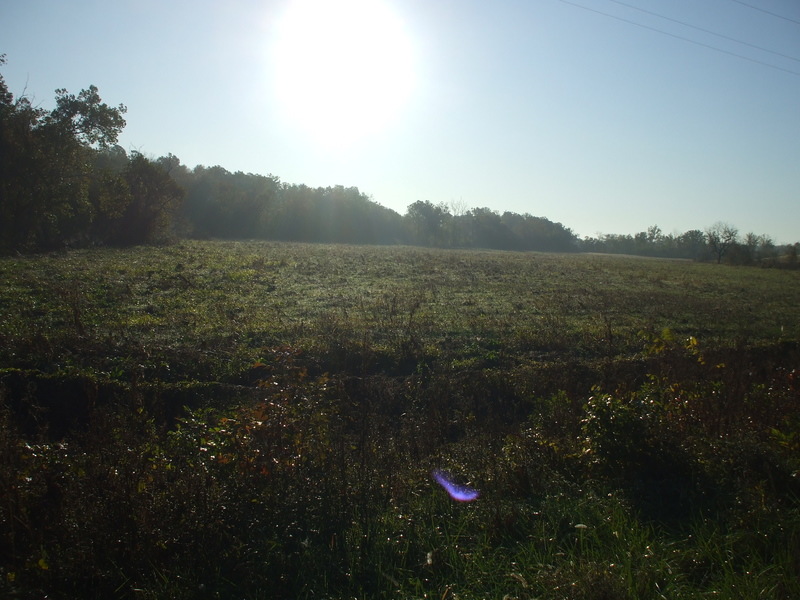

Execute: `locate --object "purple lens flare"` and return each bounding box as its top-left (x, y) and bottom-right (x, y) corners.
top-left (432, 469), bottom-right (479, 502)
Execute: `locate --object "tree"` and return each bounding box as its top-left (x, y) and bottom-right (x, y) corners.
top-left (468, 207), bottom-right (509, 249)
top-left (48, 85), bottom-right (127, 148)
top-left (677, 230), bottom-right (707, 260)
top-left (760, 235), bottom-right (776, 261)
top-left (501, 212), bottom-right (578, 252)
top-left (117, 153), bottom-right (184, 245)
top-left (742, 232), bottom-right (759, 263)
top-left (0, 59), bottom-right (48, 250)
top-left (406, 200), bottom-right (449, 246)
top-left (785, 243), bottom-right (798, 267)
top-left (179, 165), bottom-right (281, 239)
top-left (87, 146), bottom-right (132, 244)
top-left (447, 197), bottom-right (470, 247)
top-left (647, 224), bottom-right (663, 245)
top-left (705, 222), bottom-right (739, 264)
top-left (0, 57), bottom-right (128, 251)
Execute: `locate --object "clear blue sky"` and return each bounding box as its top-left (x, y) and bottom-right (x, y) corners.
top-left (2, 0), bottom-right (799, 242)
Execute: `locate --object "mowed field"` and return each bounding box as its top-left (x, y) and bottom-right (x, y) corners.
top-left (2, 241), bottom-right (800, 599)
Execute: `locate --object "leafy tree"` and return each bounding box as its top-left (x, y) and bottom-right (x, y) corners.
top-left (48, 85), bottom-right (127, 148)
top-left (179, 165), bottom-right (279, 239)
top-left (725, 231), bottom-right (777, 266)
top-left (676, 230), bottom-right (707, 260)
top-left (87, 146), bottom-right (132, 244)
top-left (0, 59), bottom-right (47, 250)
top-left (313, 185), bottom-right (401, 244)
top-left (116, 153), bottom-right (185, 245)
top-left (760, 235), bottom-right (776, 261)
top-left (267, 184), bottom-right (401, 244)
top-left (646, 224), bottom-right (663, 245)
top-left (739, 232), bottom-right (776, 265)
top-left (598, 233), bottom-right (635, 255)
top-left (405, 200), bottom-right (449, 246)
top-left (466, 207), bottom-right (509, 249)
top-left (501, 212), bottom-right (577, 252)
top-left (787, 243), bottom-right (798, 267)
top-left (582, 228), bottom-right (710, 259)
top-left (634, 231), bottom-right (650, 255)
top-left (0, 57), bottom-right (127, 251)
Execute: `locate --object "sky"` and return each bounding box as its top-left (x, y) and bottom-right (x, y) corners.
top-left (2, 0), bottom-right (799, 242)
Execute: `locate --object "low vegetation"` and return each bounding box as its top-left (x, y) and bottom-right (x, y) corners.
top-left (1, 240), bottom-right (799, 599)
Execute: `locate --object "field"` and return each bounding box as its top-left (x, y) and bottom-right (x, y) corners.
top-left (1, 240), bottom-right (799, 599)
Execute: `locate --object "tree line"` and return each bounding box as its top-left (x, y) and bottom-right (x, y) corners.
top-left (582, 222), bottom-right (799, 267)
top-left (0, 61), bottom-right (578, 254)
top-left (0, 58), bottom-right (182, 252)
top-left (1, 60), bottom-right (797, 264)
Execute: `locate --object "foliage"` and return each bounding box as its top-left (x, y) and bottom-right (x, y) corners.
top-left (177, 164), bottom-right (280, 239)
top-left (406, 199), bottom-right (449, 246)
top-left (582, 223), bottom-right (796, 267)
top-left (0, 59), bottom-right (191, 253)
top-left (48, 85), bottom-right (127, 148)
top-left (117, 153), bottom-right (185, 245)
top-left (2, 55), bottom-right (800, 598)
top-left (3, 57), bottom-right (797, 257)
top-left (270, 184), bottom-right (403, 244)
top-left (1, 242), bottom-right (800, 598)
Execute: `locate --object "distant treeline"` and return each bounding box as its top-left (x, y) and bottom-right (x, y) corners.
top-left (582, 223), bottom-right (799, 267)
top-left (1, 62), bottom-right (797, 264)
top-left (174, 163), bottom-right (579, 252)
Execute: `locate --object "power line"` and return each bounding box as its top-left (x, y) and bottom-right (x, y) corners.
top-left (726, 0), bottom-right (800, 26)
top-left (556, 0), bottom-right (800, 76)
top-left (605, 0), bottom-right (800, 63)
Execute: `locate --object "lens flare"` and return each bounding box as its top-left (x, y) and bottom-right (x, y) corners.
top-left (432, 469), bottom-right (479, 502)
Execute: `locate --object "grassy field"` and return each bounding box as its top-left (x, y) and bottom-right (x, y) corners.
top-left (1, 240), bottom-right (799, 598)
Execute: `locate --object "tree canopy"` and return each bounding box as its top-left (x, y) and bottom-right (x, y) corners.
top-left (1, 56), bottom-right (796, 264)
top-left (0, 56), bottom-right (181, 251)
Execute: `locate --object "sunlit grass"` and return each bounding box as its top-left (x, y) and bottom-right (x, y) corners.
top-left (2, 241), bottom-right (798, 383)
top-left (1, 240), bottom-right (799, 598)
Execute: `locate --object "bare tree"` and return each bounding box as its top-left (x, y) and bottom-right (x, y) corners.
top-left (448, 197), bottom-right (470, 247)
top-left (705, 222), bottom-right (739, 264)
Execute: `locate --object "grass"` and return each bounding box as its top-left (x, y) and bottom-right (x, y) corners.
top-left (1, 240), bottom-right (799, 598)
top-left (2, 241), bottom-right (798, 381)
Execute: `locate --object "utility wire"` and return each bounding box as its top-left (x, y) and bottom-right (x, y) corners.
top-left (726, 0), bottom-right (800, 26)
top-left (557, 0), bottom-right (800, 76)
top-left (605, 0), bottom-right (800, 62)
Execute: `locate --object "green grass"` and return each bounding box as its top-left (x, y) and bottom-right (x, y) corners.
top-left (1, 240), bottom-right (799, 598)
top-left (2, 241), bottom-right (798, 381)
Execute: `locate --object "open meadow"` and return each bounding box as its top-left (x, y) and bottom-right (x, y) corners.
top-left (2, 240), bottom-right (800, 599)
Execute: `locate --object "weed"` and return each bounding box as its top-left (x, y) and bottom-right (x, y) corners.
top-left (1, 241), bottom-right (799, 598)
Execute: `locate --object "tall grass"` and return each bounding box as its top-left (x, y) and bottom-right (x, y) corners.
top-left (1, 241), bottom-right (799, 598)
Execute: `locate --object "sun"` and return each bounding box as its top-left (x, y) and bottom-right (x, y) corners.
top-left (272, 0), bottom-right (415, 147)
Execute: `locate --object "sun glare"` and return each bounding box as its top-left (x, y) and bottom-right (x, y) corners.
top-left (272, 0), bottom-right (415, 147)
